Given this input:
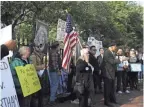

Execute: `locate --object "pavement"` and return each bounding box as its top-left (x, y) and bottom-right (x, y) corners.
top-left (45, 83), bottom-right (143, 107)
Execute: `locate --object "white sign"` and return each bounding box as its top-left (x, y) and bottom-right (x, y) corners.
top-left (87, 37), bottom-right (103, 57)
top-left (0, 58), bottom-right (20, 107)
top-left (0, 25), bottom-right (13, 57)
top-left (56, 19), bottom-right (66, 41)
top-left (130, 63), bottom-right (142, 72)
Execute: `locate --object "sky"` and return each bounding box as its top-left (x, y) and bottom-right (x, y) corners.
top-left (136, 0), bottom-right (144, 6)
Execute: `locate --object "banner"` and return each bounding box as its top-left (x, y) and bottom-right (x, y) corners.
top-left (0, 58), bottom-right (20, 107)
top-left (15, 64), bottom-right (41, 97)
top-left (0, 25), bottom-right (13, 57)
top-left (34, 20), bottom-right (48, 53)
top-left (56, 19), bottom-right (66, 41)
top-left (87, 37), bottom-right (103, 57)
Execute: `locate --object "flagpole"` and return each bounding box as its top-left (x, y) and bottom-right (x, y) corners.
top-left (78, 37), bottom-right (83, 49)
top-left (75, 44), bottom-right (77, 65)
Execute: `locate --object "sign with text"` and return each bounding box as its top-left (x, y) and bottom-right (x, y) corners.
top-left (56, 19), bottom-right (66, 41)
top-left (130, 63), bottom-right (142, 72)
top-left (15, 64), bottom-right (41, 97)
top-left (0, 58), bottom-right (20, 107)
top-left (0, 25), bottom-right (13, 57)
top-left (87, 37), bottom-right (103, 57)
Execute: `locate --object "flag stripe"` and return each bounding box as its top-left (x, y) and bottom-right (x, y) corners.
top-left (62, 14), bottom-right (78, 71)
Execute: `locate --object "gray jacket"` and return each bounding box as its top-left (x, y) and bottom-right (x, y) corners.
top-left (102, 49), bottom-right (120, 80)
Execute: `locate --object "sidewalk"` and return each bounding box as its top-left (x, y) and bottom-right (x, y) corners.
top-left (54, 89), bottom-right (143, 107)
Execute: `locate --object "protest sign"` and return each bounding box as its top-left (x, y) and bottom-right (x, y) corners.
top-left (0, 58), bottom-right (20, 107)
top-left (15, 64), bottom-right (41, 97)
top-left (34, 20), bottom-right (48, 54)
top-left (130, 63), bottom-right (142, 72)
top-left (87, 37), bottom-right (103, 57)
top-left (0, 25), bottom-right (13, 57)
top-left (117, 63), bottom-right (124, 71)
top-left (56, 19), bottom-right (66, 41)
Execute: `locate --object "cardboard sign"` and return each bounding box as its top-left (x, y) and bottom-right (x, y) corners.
top-left (117, 63), bottom-right (124, 71)
top-left (15, 64), bottom-right (41, 97)
top-left (130, 63), bottom-right (142, 72)
top-left (56, 19), bottom-right (66, 41)
top-left (0, 58), bottom-right (20, 107)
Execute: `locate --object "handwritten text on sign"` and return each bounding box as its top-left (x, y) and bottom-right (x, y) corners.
top-left (15, 64), bottom-right (41, 97)
top-left (0, 58), bottom-right (20, 107)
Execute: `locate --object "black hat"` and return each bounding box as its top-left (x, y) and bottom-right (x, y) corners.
top-left (52, 41), bottom-right (59, 46)
top-left (51, 41), bottom-right (59, 48)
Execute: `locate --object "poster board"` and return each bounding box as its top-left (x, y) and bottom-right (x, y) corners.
top-left (0, 58), bottom-right (20, 107)
top-left (0, 25), bottom-right (13, 57)
top-left (15, 64), bottom-right (41, 97)
top-left (87, 37), bottom-right (103, 57)
top-left (56, 19), bottom-right (66, 41)
top-left (130, 63), bottom-right (142, 72)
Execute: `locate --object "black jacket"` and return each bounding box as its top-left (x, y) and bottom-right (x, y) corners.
top-left (97, 54), bottom-right (104, 71)
top-left (89, 52), bottom-right (100, 75)
top-left (103, 49), bottom-right (120, 80)
top-left (76, 58), bottom-right (93, 83)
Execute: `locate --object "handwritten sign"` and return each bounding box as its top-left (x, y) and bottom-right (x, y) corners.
top-left (0, 58), bottom-right (20, 107)
top-left (15, 64), bottom-right (41, 97)
top-left (130, 63), bottom-right (142, 72)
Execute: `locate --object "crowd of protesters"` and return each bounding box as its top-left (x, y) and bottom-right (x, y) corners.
top-left (1, 40), bottom-right (143, 107)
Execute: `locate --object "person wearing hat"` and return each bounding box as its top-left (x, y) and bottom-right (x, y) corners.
top-left (49, 41), bottom-right (62, 105)
top-left (102, 42), bottom-right (121, 107)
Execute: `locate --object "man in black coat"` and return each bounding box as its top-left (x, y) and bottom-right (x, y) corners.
top-left (102, 42), bottom-right (120, 107)
top-left (89, 46), bottom-right (101, 94)
top-left (97, 48), bottom-right (105, 93)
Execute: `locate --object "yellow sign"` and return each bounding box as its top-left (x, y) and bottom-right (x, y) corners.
top-left (15, 64), bottom-right (41, 97)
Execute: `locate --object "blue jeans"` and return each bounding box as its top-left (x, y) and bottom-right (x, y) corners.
top-left (49, 72), bottom-right (59, 102)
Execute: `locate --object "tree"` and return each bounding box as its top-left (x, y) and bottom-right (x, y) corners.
top-left (1, 1), bottom-right (143, 48)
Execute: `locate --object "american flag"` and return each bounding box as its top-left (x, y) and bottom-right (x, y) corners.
top-left (62, 14), bottom-right (78, 71)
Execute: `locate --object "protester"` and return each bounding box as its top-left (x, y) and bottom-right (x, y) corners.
top-left (75, 48), bottom-right (95, 107)
top-left (30, 45), bottom-right (48, 107)
top-left (10, 46), bottom-right (31, 107)
top-left (102, 42), bottom-right (121, 107)
top-left (1, 40), bottom-right (16, 59)
top-left (124, 49), bottom-right (131, 88)
top-left (89, 46), bottom-right (101, 94)
top-left (49, 41), bottom-right (62, 105)
top-left (129, 49), bottom-right (139, 90)
top-left (116, 48), bottom-right (130, 94)
top-left (97, 48), bottom-right (105, 93)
